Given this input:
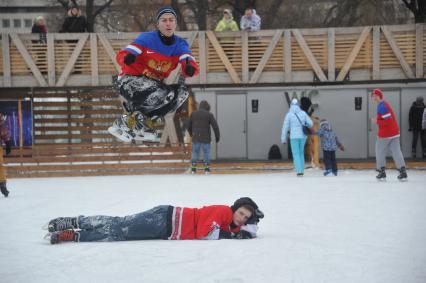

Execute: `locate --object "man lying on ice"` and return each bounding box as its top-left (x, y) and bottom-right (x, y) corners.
top-left (44, 197), bottom-right (264, 244)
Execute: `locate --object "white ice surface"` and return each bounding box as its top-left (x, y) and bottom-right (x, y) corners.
top-left (0, 169), bottom-right (425, 283)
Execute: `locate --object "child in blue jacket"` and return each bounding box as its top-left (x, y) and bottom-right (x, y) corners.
top-left (315, 119), bottom-right (345, 176)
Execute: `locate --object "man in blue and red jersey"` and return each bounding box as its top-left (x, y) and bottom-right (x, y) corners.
top-left (370, 89), bottom-right (407, 180)
top-left (45, 197), bottom-right (264, 244)
top-left (108, 6), bottom-right (199, 143)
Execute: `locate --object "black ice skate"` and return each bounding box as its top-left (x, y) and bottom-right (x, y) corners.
top-left (0, 181), bottom-right (9, 197)
top-left (48, 230), bottom-right (80, 244)
top-left (191, 164), bottom-right (197, 174)
top-left (376, 167), bottom-right (386, 180)
top-left (204, 166), bottom-right (211, 174)
top-left (45, 217), bottom-right (79, 232)
top-left (397, 167), bottom-right (408, 181)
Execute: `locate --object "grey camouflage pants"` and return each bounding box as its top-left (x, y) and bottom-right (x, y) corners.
top-left (77, 205), bottom-right (169, 242)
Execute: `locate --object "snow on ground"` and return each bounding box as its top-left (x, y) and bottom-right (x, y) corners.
top-left (0, 169), bottom-right (425, 283)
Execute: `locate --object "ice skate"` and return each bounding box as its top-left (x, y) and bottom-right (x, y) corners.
top-left (397, 167), bottom-right (407, 181)
top-left (323, 169), bottom-right (332, 176)
top-left (204, 166), bottom-right (211, 174)
top-left (108, 114), bottom-right (136, 142)
top-left (191, 163), bottom-right (197, 174)
top-left (133, 113), bottom-right (160, 143)
top-left (0, 182), bottom-right (9, 197)
top-left (376, 167), bottom-right (386, 180)
top-left (48, 230), bottom-right (80, 244)
top-left (44, 217), bottom-right (79, 232)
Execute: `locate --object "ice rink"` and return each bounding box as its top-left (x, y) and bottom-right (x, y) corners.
top-left (0, 169), bottom-right (425, 283)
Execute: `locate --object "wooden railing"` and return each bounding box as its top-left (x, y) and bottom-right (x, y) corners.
top-left (0, 24), bottom-right (424, 88)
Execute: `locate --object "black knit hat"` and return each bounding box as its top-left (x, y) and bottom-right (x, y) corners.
top-left (231, 197), bottom-right (258, 213)
top-left (156, 6), bottom-right (177, 22)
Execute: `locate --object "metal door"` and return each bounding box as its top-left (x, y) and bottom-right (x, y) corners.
top-left (217, 94), bottom-right (247, 159)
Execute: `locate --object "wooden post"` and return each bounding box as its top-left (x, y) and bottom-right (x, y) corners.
top-left (1, 33), bottom-right (11, 87)
top-left (198, 31), bottom-right (207, 84)
top-left (47, 33), bottom-right (56, 86)
top-left (90, 34), bottom-right (99, 86)
top-left (327, 28), bottom-right (335, 81)
top-left (416, 23), bottom-right (424, 78)
top-left (284, 30), bottom-right (292, 82)
top-left (160, 112), bottom-right (179, 146)
top-left (242, 31), bottom-right (249, 83)
top-left (372, 26), bottom-right (381, 80)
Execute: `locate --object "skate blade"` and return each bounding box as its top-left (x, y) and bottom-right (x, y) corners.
top-left (42, 222), bottom-right (49, 230)
top-left (108, 126), bottom-right (133, 143)
top-left (376, 178), bottom-right (387, 182)
top-left (398, 178), bottom-right (408, 182)
top-left (43, 232), bottom-right (52, 241)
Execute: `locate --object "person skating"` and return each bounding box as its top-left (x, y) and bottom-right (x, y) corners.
top-left (0, 113), bottom-right (12, 197)
top-left (108, 6), bottom-right (199, 143)
top-left (187, 100), bottom-right (220, 174)
top-left (314, 119), bottom-right (345, 176)
top-left (44, 197), bottom-right (264, 244)
top-left (281, 99), bottom-right (313, 176)
top-left (370, 89), bottom-right (407, 180)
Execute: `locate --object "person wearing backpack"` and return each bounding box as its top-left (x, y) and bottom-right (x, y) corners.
top-left (281, 99), bottom-right (313, 176)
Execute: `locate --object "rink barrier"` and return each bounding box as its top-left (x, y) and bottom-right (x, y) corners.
top-left (0, 24), bottom-right (424, 87)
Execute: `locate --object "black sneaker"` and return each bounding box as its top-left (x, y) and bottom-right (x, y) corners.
top-left (204, 167), bottom-right (211, 174)
top-left (47, 217), bottom-right (79, 232)
top-left (397, 167), bottom-right (407, 181)
top-left (296, 173), bottom-right (304, 177)
top-left (376, 167), bottom-right (386, 180)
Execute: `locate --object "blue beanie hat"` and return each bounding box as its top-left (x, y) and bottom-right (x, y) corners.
top-left (156, 6), bottom-right (177, 22)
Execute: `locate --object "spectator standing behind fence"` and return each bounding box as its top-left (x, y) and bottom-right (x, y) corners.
top-left (60, 5), bottom-right (88, 33)
top-left (408, 96), bottom-right (425, 158)
top-left (31, 16), bottom-right (47, 43)
top-left (281, 99), bottom-right (313, 176)
top-left (240, 8), bottom-right (261, 32)
top-left (0, 113), bottom-right (12, 198)
top-left (215, 9), bottom-right (239, 32)
top-left (314, 119), bottom-right (345, 176)
top-left (187, 100), bottom-right (220, 174)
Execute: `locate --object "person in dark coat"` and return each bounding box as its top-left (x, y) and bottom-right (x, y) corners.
top-left (0, 113), bottom-right (12, 197)
top-left (408, 96), bottom-right (426, 158)
top-left (187, 100), bottom-right (220, 174)
top-left (60, 5), bottom-right (88, 33)
top-left (31, 16), bottom-right (47, 43)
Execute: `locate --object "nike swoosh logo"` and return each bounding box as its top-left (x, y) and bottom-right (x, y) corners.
top-left (146, 51), bottom-right (155, 54)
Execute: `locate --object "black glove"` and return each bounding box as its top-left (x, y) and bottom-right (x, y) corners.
top-left (5, 140), bottom-right (11, 155)
top-left (408, 128), bottom-right (412, 132)
top-left (246, 208), bottom-right (264, 225)
top-left (219, 230), bottom-right (233, 239)
top-left (216, 137), bottom-right (220, 143)
top-left (185, 58), bottom-right (196, 77)
top-left (124, 53), bottom-right (136, 65)
top-left (233, 230), bottom-right (253, 239)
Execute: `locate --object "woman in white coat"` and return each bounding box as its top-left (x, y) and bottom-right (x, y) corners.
top-left (281, 99), bottom-right (313, 176)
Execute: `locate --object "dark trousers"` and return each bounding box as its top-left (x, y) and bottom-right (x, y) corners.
top-left (411, 129), bottom-right (426, 156)
top-left (323, 150), bottom-right (337, 173)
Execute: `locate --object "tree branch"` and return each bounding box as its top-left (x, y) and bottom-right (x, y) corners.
top-left (93, 0), bottom-right (115, 18)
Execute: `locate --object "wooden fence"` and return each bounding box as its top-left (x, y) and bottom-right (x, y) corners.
top-left (0, 24), bottom-right (424, 88)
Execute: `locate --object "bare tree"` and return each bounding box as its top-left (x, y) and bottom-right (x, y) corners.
top-left (401, 0), bottom-right (426, 22)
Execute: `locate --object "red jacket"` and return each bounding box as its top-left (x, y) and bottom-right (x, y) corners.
top-left (168, 205), bottom-right (240, 240)
top-left (375, 100), bottom-right (400, 138)
top-left (116, 31), bottom-right (199, 81)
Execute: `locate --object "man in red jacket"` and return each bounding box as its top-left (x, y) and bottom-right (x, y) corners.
top-left (108, 6), bottom-right (199, 143)
top-left (370, 89), bottom-right (407, 180)
top-left (44, 197), bottom-right (264, 244)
